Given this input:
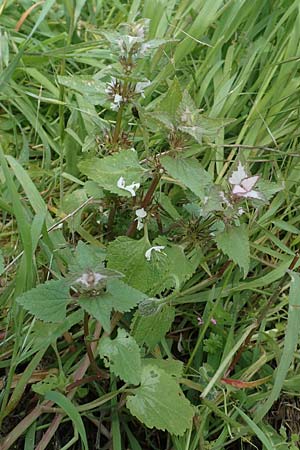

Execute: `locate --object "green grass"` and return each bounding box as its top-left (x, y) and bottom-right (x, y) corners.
top-left (1, 1), bottom-right (300, 449)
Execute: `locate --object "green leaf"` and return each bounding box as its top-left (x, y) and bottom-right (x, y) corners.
top-left (254, 271), bottom-right (300, 421)
top-left (107, 279), bottom-right (147, 312)
top-left (45, 391), bottom-right (88, 450)
top-left (99, 329), bottom-right (141, 385)
top-left (78, 295), bottom-right (113, 333)
top-left (30, 310), bottom-right (84, 352)
top-left (0, 249), bottom-right (4, 275)
top-left (236, 407), bottom-right (274, 450)
top-left (215, 224), bottom-right (250, 277)
top-left (131, 305), bottom-right (175, 350)
top-left (61, 189), bottom-right (88, 231)
top-left (16, 280), bottom-right (70, 322)
top-left (161, 155), bottom-right (212, 200)
top-left (78, 150), bottom-right (145, 197)
top-left (32, 372), bottom-right (68, 396)
top-left (78, 280), bottom-right (146, 332)
top-left (107, 237), bottom-right (169, 294)
top-left (69, 240), bottom-right (106, 274)
top-left (142, 358), bottom-right (183, 379)
top-left (57, 75), bottom-right (106, 105)
top-left (126, 365), bottom-right (194, 435)
top-left (158, 78), bottom-right (182, 120)
top-left (159, 243), bottom-right (195, 286)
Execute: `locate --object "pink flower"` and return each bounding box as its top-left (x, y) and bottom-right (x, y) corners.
top-left (197, 316), bottom-right (204, 326)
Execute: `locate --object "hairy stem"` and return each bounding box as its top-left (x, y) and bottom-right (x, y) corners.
top-left (126, 173), bottom-right (161, 237)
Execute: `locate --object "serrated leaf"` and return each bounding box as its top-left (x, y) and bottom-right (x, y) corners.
top-left (161, 155), bottom-right (212, 200)
top-left (162, 244), bottom-right (195, 286)
top-left (158, 78), bottom-right (182, 120)
top-left (78, 151), bottom-right (144, 197)
top-left (142, 358), bottom-right (183, 379)
top-left (176, 91), bottom-right (198, 125)
top-left (16, 280), bottom-right (70, 322)
top-left (0, 249), bottom-right (4, 275)
top-left (131, 305), bottom-right (175, 350)
top-left (61, 189), bottom-right (88, 231)
top-left (99, 328), bottom-right (141, 384)
top-left (215, 224), bottom-right (250, 277)
top-left (78, 280), bottom-right (146, 332)
top-left (78, 295), bottom-right (113, 332)
top-left (107, 237), bottom-right (169, 294)
top-left (126, 365), bottom-right (194, 435)
top-left (69, 241), bottom-right (106, 274)
top-left (257, 180), bottom-right (284, 201)
top-left (107, 279), bottom-right (147, 312)
top-left (176, 91), bottom-right (231, 142)
top-left (58, 75), bottom-right (106, 104)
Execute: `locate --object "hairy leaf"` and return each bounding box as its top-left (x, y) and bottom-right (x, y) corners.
top-left (142, 358), bottom-right (183, 379)
top-left (161, 155), bottom-right (212, 200)
top-left (107, 236), bottom-right (169, 294)
top-left (126, 365), bottom-right (194, 435)
top-left (131, 305), bottom-right (175, 350)
top-left (78, 295), bottom-right (113, 333)
top-left (78, 150), bottom-right (144, 197)
top-left (16, 280), bottom-right (70, 322)
top-left (79, 280), bottom-right (146, 332)
top-left (215, 224), bottom-right (250, 277)
top-left (99, 328), bottom-right (141, 384)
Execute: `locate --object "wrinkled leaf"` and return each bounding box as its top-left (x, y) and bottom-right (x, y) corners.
top-left (78, 150), bottom-right (144, 197)
top-left (161, 155), bottom-right (212, 200)
top-left (131, 305), bottom-right (175, 350)
top-left (215, 224), bottom-right (250, 277)
top-left (16, 280), bottom-right (70, 322)
top-left (99, 328), bottom-right (141, 384)
top-left (126, 365), bottom-right (194, 435)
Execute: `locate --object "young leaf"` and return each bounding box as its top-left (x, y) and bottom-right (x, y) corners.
top-left (78, 150), bottom-right (144, 197)
top-left (131, 305), bottom-right (175, 350)
top-left (126, 365), bottom-right (194, 435)
top-left (107, 236), bottom-right (169, 294)
top-left (161, 155), bottom-right (212, 200)
top-left (78, 280), bottom-right (147, 333)
top-left (158, 78), bottom-right (182, 120)
top-left (215, 223), bottom-right (250, 277)
top-left (69, 240), bottom-right (106, 274)
top-left (107, 279), bottom-right (147, 312)
top-left (78, 295), bottom-right (113, 333)
top-left (99, 329), bottom-right (141, 385)
top-left (16, 280), bottom-right (70, 322)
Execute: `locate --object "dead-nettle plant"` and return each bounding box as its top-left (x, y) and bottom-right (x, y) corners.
top-left (7, 16), bottom-right (285, 444)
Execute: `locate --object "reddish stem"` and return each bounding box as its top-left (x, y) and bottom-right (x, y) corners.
top-left (126, 173), bottom-right (161, 237)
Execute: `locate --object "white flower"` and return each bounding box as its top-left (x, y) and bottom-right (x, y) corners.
top-left (237, 207), bottom-right (245, 216)
top-left (219, 191), bottom-right (232, 208)
top-left (135, 208), bottom-right (147, 231)
top-left (135, 80), bottom-right (151, 97)
top-left (75, 271), bottom-right (106, 287)
top-left (145, 246), bottom-right (166, 261)
top-left (111, 93), bottom-right (123, 110)
top-left (117, 176), bottom-right (140, 197)
top-left (229, 161), bottom-right (263, 200)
